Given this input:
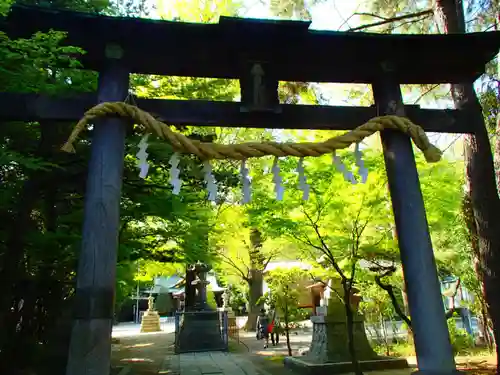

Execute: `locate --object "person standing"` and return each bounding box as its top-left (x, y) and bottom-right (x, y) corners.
top-left (270, 308), bottom-right (280, 346)
top-left (256, 308), bottom-right (270, 349)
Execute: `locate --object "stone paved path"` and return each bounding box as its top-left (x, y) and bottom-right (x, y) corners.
top-left (237, 330), bottom-right (312, 356)
top-left (164, 351), bottom-right (273, 375)
top-left (111, 332), bottom-right (175, 375)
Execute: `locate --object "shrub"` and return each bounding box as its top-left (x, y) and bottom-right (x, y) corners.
top-left (447, 319), bottom-right (474, 355)
top-left (206, 286), bottom-right (218, 310)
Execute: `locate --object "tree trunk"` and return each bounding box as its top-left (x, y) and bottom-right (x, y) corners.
top-left (463, 194), bottom-right (495, 348)
top-left (284, 296), bottom-right (292, 356)
top-left (343, 280), bottom-right (363, 375)
top-left (245, 269), bottom-right (264, 331)
top-left (434, 1), bottom-right (500, 370)
top-left (244, 228), bottom-right (265, 331)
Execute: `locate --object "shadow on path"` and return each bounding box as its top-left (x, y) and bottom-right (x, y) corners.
top-left (111, 332), bottom-right (174, 375)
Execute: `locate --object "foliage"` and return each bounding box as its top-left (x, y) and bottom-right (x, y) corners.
top-left (157, 0), bottom-right (242, 22)
top-left (0, 0), bottom-right (243, 373)
top-left (371, 341), bottom-right (414, 358)
top-left (360, 2), bottom-right (500, 364)
top-left (268, 0), bottom-right (325, 20)
top-left (447, 318), bottom-right (475, 355)
top-left (359, 276), bottom-right (400, 321)
top-left (261, 267), bottom-right (309, 356)
top-left (262, 267), bottom-right (308, 321)
top-left (206, 285), bottom-right (218, 310)
top-left (226, 283), bottom-right (247, 312)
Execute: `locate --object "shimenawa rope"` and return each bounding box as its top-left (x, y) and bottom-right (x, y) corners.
top-left (61, 102), bottom-right (442, 163)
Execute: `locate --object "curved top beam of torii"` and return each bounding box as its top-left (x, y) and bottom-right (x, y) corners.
top-left (2, 4), bottom-right (500, 84)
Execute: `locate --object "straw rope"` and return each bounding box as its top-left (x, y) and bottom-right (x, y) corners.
top-left (61, 102), bottom-right (442, 163)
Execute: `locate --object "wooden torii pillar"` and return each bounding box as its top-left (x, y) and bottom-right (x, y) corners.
top-left (373, 73), bottom-right (456, 373)
top-left (65, 44), bottom-right (130, 375)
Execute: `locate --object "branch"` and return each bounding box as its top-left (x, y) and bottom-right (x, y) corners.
top-left (348, 9), bottom-right (433, 32)
top-left (289, 231), bottom-right (326, 254)
top-left (387, 15), bottom-right (432, 32)
top-left (263, 251), bottom-right (277, 271)
top-left (235, 252), bottom-right (251, 276)
top-left (349, 193), bottom-right (371, 281)
top-left (310, 186), bottom-right (335, 224)
top-left (217, 250), bottom-right (250, 282)
top-left (373, 266), bottom-right (412, 329)
top-left (214, 201), bottom-right (231, 222)
top-left (412, 84), bottom-right (441, 105)
top-left (303, 209), bottom-right (335, 257)
top-left (119, 218), bottom-right (134, 238)
top-left (353, 12), bottom-right (390, 21)
top-left (303, 208), bottom-right (346, 280)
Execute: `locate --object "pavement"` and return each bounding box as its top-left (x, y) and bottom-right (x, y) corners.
top-left (111, 320), bottom-right (313, 375)
top-left (112, 319), bottom-right (175, 338)
top-left (165, 351), bottom-right (274, 375)
top-left (236, 330), bottom-right (312, 357)
top-left (111, 319), bottom-right (497, 375)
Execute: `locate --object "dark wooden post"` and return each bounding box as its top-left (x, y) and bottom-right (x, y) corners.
top-left (66, 44), bottom-right (129, 375)
top-left (372, 75), bottom-right (457, 375)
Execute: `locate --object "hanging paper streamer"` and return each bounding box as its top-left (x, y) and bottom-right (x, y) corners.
top-left (203, 161), bottom-right (217, 202)
top-left (272, 157), bottom-right (285, 201)
top-left (169, 153), bottom-right (182, 195)
top-left (296, 157), bottom-right (310, 201)
top-left (240, 160), bottom-right (251, 204)
top-left (354, 143), bottom-right (368, 183)
top-left (332, 151), bottom-right (356, 184)
top-left (136, 134), bottom-right (150, 179)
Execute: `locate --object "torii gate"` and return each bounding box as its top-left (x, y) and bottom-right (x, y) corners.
top-left (2, 5), bottom-right (500, 375)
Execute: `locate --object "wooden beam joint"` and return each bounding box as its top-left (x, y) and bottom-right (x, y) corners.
top-left (240, 61), bottom-right (281, 113)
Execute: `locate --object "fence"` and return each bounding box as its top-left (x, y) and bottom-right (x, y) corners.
top-left (174, 310), bottom-right (229, 353)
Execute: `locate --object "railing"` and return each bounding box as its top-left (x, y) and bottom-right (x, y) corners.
top-left (160, 316), bottom-right (175, 329)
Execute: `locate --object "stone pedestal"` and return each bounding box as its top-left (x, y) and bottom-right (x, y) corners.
top-left (305, 314), bottom-right (377, 363)
top-left (177, 311), bottom-right (226, 353)
top-left (284, 293), bottom-right (408, 374)
top-left (140, 296), bottom-right (161, 333)
top-left (140, 310), bottom-right (161, 333)
top-left (176, 262), bottom-right (226, 353)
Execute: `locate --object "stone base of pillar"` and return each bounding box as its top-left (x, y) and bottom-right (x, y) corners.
top-left (411, 371), bottom-right (464, 375)
top-left (304, 315), bottom-right (379, 363)
top-left (284, 356), bottom-right (410, 375)
top-left (140, 310), bottom-right (161, 333)
top-left (284, 309), bottom-right (408, 375)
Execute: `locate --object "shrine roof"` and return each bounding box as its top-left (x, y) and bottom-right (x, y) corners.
top-left (3, 5), bottom-right (500, 84)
